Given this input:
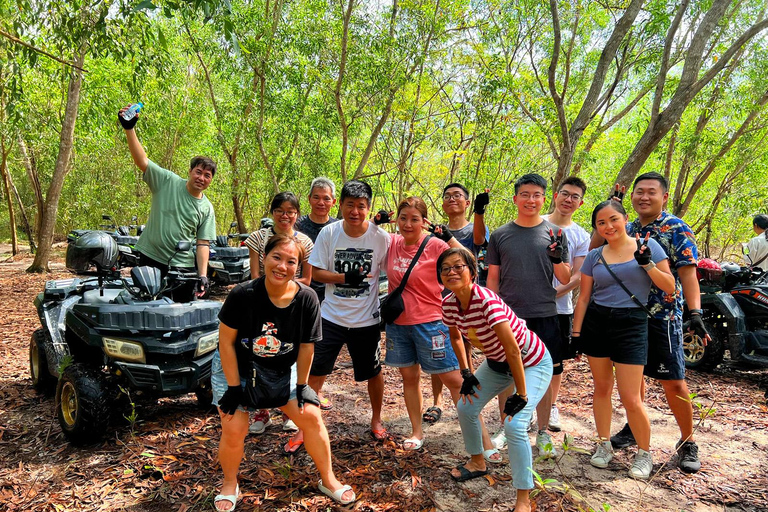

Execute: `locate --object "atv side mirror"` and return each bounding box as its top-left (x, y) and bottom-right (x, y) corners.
top-left (176, 241), bottom-right (192, 252)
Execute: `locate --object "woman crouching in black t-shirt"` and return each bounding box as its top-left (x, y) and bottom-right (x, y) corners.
top-left (211, 233), bottom-right (355, 510)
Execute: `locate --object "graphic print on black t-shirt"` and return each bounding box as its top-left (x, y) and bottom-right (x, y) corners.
top-left (241, 321), bottom-right (294, 358)
top-left (333, 247), bottom-right (373, 298)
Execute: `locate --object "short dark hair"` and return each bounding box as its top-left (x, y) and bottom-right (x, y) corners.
top-left (190, 156), bottom-right (217, 177)
top-left (633, 172), bottom-right (668, 193)
top-left (270, 191), bottom-right (301, 215)
top-left (264, 232), bottom-right (305, 262)
top-left (753, 214), bottom-right (768, 230)
top-left (591, 200), bottom-right (628, 229)
top-left (514, 173), bottom-right (547, 194)
top-left (559, 176), bottom-right (587, 196)
top-left (442, 183), bottom-right (469, 198)
top-left (436, 247), bottom-right (477, 283)
top-left (340, 180), bottom-right (372, 206)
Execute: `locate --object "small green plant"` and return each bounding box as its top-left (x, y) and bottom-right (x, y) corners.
top-left (119, 385), bottom-right (138, 436)
top-left (57, 354), bottom-right (73, 375)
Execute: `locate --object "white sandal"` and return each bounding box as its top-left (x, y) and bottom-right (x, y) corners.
top-left (214, 484), bottom-right (239, 511)
top-left (483, 448), bottom-right (503, 464)
top-left (318, 480), bottom-right (356, 505)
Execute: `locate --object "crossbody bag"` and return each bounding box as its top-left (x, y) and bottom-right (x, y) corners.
top-left (379, 235), bottom-right (431, 325)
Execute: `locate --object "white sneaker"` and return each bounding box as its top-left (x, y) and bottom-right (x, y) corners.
top-left (491, 429), bottom-right (507, 450)
top-left (629, 449), bottom-right (653, 480)
top-left (536, 431), bottom-right (557, 459)
top-left (548, 405), bottom-right (562, 432)
top-left (282, 418), bottom-right (299, 432)
top-left (590, 440), bottom-right (614, 468)
top-left (249, 410), bottom-right (272, 435)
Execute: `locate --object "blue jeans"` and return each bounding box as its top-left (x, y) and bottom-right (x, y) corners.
top-left (456, 352), bottom-right (553, 490)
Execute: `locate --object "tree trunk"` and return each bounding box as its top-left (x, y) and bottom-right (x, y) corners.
top-left (0, 144), bottom-right (18, 255)
top-left (18, 136), bottom-right (43, 238)
top-left (27, 51), bottom-right (85, 273)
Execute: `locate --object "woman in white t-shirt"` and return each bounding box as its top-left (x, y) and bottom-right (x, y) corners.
top-left (440, 247), bottom-right (552, 512)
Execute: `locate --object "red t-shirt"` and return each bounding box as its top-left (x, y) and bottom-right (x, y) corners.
top-left (386, 234), bottom-right (449, 326)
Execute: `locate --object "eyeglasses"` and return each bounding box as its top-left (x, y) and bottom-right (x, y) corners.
top-left (443, 192), bottom-right (467, 201)
top-left (558, 191), bottom-right (582, 202)
top-left (274, 209), bottom-right (298, 218)
top-left (517, 192), bottom-right (544, 200)
top-left (440, 264), bottom-right (468, 275)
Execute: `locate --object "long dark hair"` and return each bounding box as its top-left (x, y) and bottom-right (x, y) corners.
top-left (591, 200), bottom-right (628, 229)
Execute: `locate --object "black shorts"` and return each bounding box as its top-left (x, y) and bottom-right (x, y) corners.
top-left (580, 302), bottom-right (648, 365)
top-left (522, 315), bottom-right (563, 376)
top-left (644, 317), bottom-right (685, 380)
top-left (558, 313), bottom-right (577, 360)
top-left (310, 318), bottom-right (382, 382)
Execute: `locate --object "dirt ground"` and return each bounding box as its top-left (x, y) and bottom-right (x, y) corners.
top-left (1, 247), bottom-right (767, 512)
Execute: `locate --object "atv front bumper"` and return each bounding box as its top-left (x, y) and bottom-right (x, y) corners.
top-left (113, 351), bottom-right (214, 395)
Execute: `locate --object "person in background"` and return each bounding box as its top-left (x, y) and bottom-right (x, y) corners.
top-left (211, 234), bottom-right (355, 510)
top-left (572, 200), bottom-right (674, 480)
top-left (440, 247), bottom-right (552, 512)
top-left (244, 191), bottom-right (314, 443)
top-left (743, 214), bottom-right (768, 267)
top-left (118, 105), bottom-right (215, 302)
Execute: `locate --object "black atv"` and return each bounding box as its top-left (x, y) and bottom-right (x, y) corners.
top-left (683, 263), bottom-right (768, 371)
top-left (29, 231), bottom-right (221, 445)
top-left (207, 222), bottom-right (251, 285)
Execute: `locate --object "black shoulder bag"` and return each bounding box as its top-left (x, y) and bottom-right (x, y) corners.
top-left (596, 248), bottom-right (653, 319)
top-left (379, 235), bottom-right (431, 325)
top-left (242, 283), bottom-right (292, 408)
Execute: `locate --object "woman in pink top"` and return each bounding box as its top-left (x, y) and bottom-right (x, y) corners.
top-left (440, 247), bottom-right (552, 512)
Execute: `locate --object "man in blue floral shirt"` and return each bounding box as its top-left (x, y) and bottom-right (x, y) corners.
top-left (609, 172), bottom-right (708, 474)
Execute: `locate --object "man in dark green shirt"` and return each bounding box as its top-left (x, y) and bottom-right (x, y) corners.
top-left (119, 106), bottom-right (217, 301)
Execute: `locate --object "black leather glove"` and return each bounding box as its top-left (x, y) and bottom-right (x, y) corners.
top-left (218, 385), bottom-right (244, 415)
top-left (344, 268), bottom-right (366, 287)
top-left (473, 192), bottom-right (489, 215)
top-left (118, 108), bottom-right (139, 130)
top-left (504, 393), bottom-right (528, 418)
top-left (459, 369), bottom-right (481, 396)
top-left (296, 383), bottom-right (320, 410)
top-left (570, 332), bottom-right (582, 356)
top-left (196, 276), bottom-right (210, 297)
top-left (546, 228), bottom-right (564, 264)
top-left (609, 184), bottom-right (625, 202)
top-left (634, 237), bottom-right (652, 266)
top-left (428, 223), bottom-right (454, 243)
top-left (373, 210), bottom-right (392, 226)
top-left (686, 313), bottom-right (709, 340)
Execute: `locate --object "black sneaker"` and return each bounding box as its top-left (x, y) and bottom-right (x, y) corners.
top-left (610, 423), bottom-right (637, 450)
top-left (676, 440), bottom-right (701, 473)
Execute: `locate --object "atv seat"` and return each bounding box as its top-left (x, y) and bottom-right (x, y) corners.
top-left (82, 288), bottom-right (123, 305)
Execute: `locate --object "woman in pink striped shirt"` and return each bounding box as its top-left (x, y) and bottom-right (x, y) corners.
top-left (439, 247), bottom-right (552, 512)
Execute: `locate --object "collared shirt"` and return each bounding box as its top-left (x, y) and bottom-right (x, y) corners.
top-left (627, 211), bottom-right (698, 321)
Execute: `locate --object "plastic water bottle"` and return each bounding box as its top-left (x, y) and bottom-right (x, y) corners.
top-left (121, 102), bottom-right (143, 121)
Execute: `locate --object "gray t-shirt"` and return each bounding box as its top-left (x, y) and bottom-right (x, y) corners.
top-left (486, 220), bottom-right (570, 318)
top-left (581, 239), bottom-right (668, 308)
top-left (296, 215), bottom-right (340, 298)
top-left (448, 222), bottom-right (489, 256)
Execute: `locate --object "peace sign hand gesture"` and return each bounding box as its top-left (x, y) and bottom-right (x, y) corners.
top-left (609, 183), bottom-right (626, 202)
top-left (426, 220), bottom-right (454, 243)
top-left (634, 233), bottom-right (653, 266)
top-left (373, 210), bottom-right (394, 226)
top-left (547, 228), bottom-right (565, 264)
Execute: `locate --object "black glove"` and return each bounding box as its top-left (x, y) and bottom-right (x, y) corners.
top-left (546, 228), bottom-right (564, 264)
top-left (296, 383), bottom-right (320, 410)
top-left (373, 210), bottom-right (392, 226)
top-left (218, 385), bottom-right (244, 415)
top-left (473, 192), bottom-right (489, 215)
top-left (118, 108), bottom-right (139, 130)
top-left (428, 223), bottom-right (454, 243)
top-left (504, 393), bottom-right (528, 418)
top-left (634, 236), bottom-right (652, 266)
top-left (686, 313), bottom-right (710, 340)
top-left (569, 332), bottom-right (582, 356)
top-left (196, 276), bottom-right (210, 297)
top-left (609, 184), bottom-right (625, 202)
top-left (344, 268), bottom-right (366, 287)
top-left (459, 369), bottom-right (481, 396)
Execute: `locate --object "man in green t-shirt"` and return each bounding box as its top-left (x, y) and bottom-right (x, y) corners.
top-left (118, 106), bottom-right (217, 301)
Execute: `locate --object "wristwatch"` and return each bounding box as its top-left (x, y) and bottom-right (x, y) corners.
top-left (642, 261), bottom-right (656, 272)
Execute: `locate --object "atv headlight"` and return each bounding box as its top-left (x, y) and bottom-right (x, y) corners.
top-left (243, 259), bottom-right (250, 270)
top-left (209, 261), bottom-right (225, 270)
top-left (103, 337), bottom-right (146, 363)
top-left (195, 331), bottom-right (219, 358)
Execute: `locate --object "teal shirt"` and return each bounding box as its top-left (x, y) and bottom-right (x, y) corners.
top-left (135, 160), bottom-right (216, 267)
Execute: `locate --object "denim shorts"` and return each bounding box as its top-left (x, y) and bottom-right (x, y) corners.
top-left (211, 350), bottom-right (297, 413)
top-left (384, 320), bottom-right (459, 374)
top-left (581, 303), bottom-right (649, 365)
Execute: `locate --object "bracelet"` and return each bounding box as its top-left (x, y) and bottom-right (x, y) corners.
top-left (642, 261), bottom-right (656, 272)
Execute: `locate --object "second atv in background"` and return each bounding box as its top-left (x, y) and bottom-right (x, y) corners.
top-left (207, 221), bottom-right (251, 286)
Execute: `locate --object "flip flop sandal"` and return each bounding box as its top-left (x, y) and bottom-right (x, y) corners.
top-left (371, 428), bottom-right (389, 441)
top-left (318, 480), bottom-right (356, 505)
top-left (214, 484), bottom-right (240, 511)
top-left (283, 436), bottom-right (304, 454)
top-left (451, 465), bottom-right (489, 482)
top-left (402, 437), bottom-right (424, 451)
top-left (319, 397), bottom-right (333, 411)
top-left (422, 406), bottom-right (442, 423)
top-left (483, 448), bottom-right (503, 464)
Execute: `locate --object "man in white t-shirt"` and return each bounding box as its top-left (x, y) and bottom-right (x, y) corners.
top-left (307, 180), bottom-right (392, 440)
top-left (542, 176), bottom-right (590, 433)
top-left (743, 214), bottom-right (768, 267)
